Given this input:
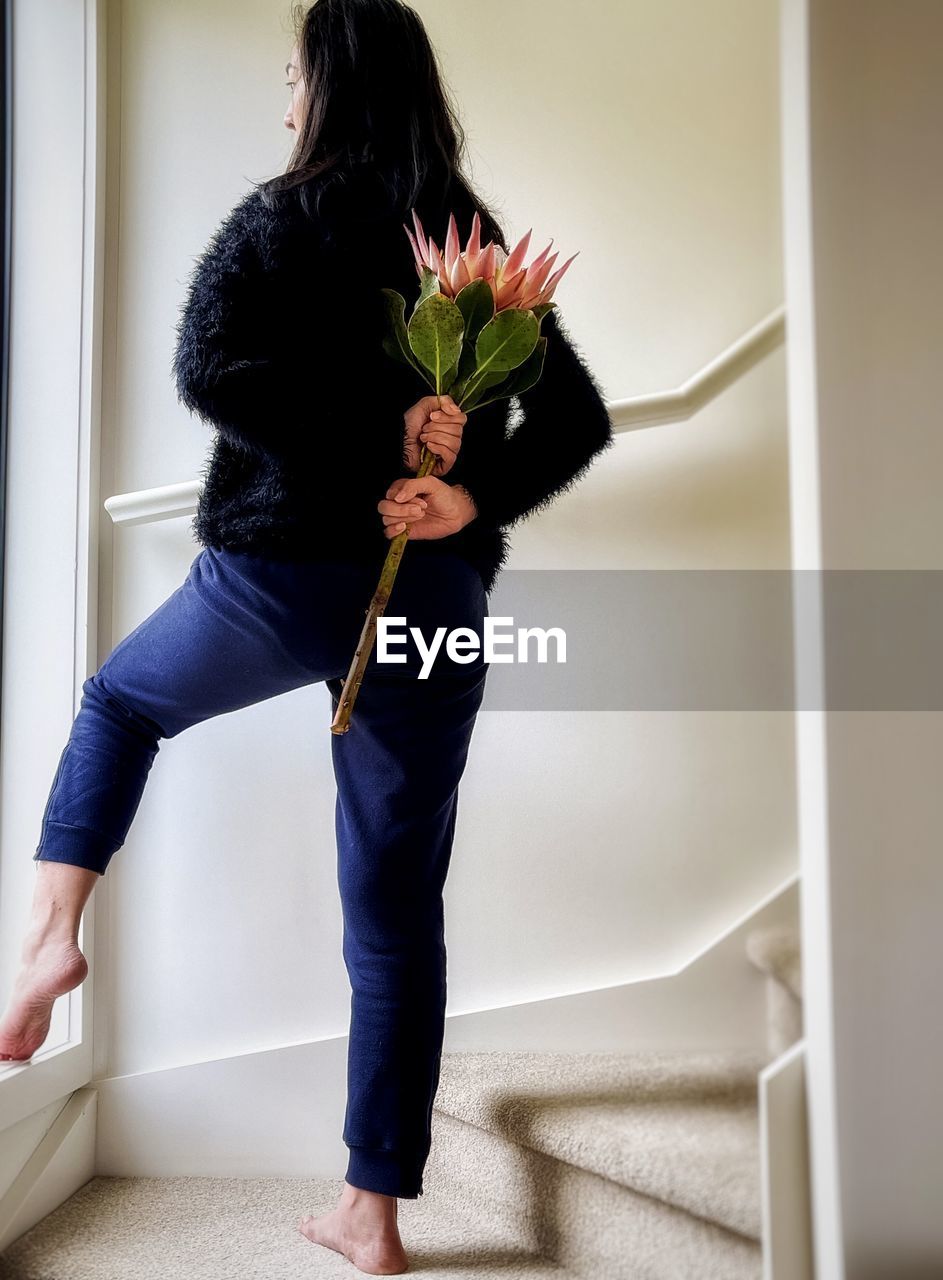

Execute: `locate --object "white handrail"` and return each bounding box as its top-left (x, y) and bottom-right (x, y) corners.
top-left (104, 306), bottom-right (786, 526)
top-left (104, 479), bottom-right (203, 527)
top-left (608, 305), bottom-right (785, 430)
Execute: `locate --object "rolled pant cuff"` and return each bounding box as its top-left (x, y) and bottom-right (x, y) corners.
top-left (345, 1145), bottom-right (425, 1199)
top-left (35, 821), bottom-right (117, 876)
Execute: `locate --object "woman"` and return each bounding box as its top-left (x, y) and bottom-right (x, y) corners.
top-left (0, 0), bottom-right (614, 1273)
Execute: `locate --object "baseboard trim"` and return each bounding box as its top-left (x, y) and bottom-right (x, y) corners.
top-left (0, 1087), bottom-right (97, 1253)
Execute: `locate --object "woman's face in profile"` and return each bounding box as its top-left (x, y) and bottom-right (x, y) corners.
top-left (284, 45), bottom-right (306, 132)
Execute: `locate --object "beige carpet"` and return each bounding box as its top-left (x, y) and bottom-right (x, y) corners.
top-left (1, 1050), bottom-right (770, 1280)
top-left (745, 926), bottom-right (802, 999)
top-left (434, 1049), bottom-right (765, 1239)
top-left (745, 925), bottom-right (803, 1056)
top-left (424, 1050), bottom-right (765, 1280)
top-left (0, 1175), bottom-right (581, 1279)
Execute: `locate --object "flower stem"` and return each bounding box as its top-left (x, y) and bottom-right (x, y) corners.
top-left (330, 414), bottom-right (442, 735)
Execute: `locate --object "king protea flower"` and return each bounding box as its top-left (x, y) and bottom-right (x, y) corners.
top-left (331, 207), bottom-right (579, 736)
top-left (404, 209), bottom-right (579, 313)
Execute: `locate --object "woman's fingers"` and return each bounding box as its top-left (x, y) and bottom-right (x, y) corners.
top-left (380, 513), bottom-right (425, 527)
top-left (422, 422), bottom-right (463, 446)
top-left (379, 473), bottom-right (469, 540)
top-left (380, 477), bottom-right (438, 533)
top-left (404, 398), bottom-right (464, 436)
top-left (407, 394), bottom-right (461, 419)
top-left (420, 434), bottom-right (458, 466)
top-left (386, 475), bottom-right (442, 503)
top-left (421, 427), bottom-right (462, 445)
top-left (378, 500), bottom-right (427, 518)
top-left (403, 397), bottom-right (466, 475)
top-left (378, 496), bottom-right (428, 537)
top-left (420, 416), bottom-right (464, 474)
top-left (381, 511), bottom-right (425, 537)
top-left (383, 512), bottom-right (425, 537)
top-left (426, 410), bottom-right (465, 437)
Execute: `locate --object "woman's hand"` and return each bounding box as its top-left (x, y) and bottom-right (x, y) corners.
top-left (402, 394), bottom-right (467, 477)
top-left (378, 476), bottom-right (478, 540)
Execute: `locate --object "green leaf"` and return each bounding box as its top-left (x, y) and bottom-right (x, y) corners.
top-left (453, 308), bottom-right (540, 407)
top-left (532, 302), bottom-right (556, 326)
top-left (474, 308), bottom-right (539, 377)
top-left (407, 293), bottom-right (466, 393)
top-left (450, 348), bottom-right (478, 402)
top-left (503, 334), bottom-right (548, 397)
top-left (451, 281), bottom-right (498, 404)
top-left (472, 336), bottom-right (548, 409)
top-left (458, 335), bottom-right (481, 378)
top-left (460, 368), bottom-right (513, 411)
top-left (380, 289), bottom-right (427, 378)
top-left (454, 279), bottom-right (495, 346)
top-left (413, 266), bottom-right (441, 313)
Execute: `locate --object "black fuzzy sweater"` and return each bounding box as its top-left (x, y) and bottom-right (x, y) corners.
top-left (171, 176), bottom-right (615, 595)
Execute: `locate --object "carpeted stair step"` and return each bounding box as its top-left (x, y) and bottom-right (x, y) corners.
top-left (424, 1050), bottom-right (766, 1280)
top-left (435, 1050), bottom-right (765, 1237)
top-left (0, 1175), bottom-right (584, 1280)
top-left (745, 925), bottom-right (803, 1056)
top-left (745, 925), bottom-right (802, 1001)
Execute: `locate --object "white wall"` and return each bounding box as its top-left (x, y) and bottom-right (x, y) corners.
top-left (783, 1), bottom-right (943, 1273)
top-left (95, 0), bottom-right (790, 1088)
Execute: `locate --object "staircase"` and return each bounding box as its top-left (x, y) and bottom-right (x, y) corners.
top-left (424, 1049), bottom-right (766, 1280)
top-left (0, 927), bottom-right (804, 1279)
top-left (420, 925), bottom-right (804, 1280)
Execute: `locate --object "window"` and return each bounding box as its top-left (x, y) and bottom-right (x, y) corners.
top-left (0, 0), bottom-right (10, 720)
top-left (0, 0), bottom-right (98, 1122)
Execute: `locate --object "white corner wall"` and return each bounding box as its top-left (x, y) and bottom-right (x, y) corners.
top-left (782, 0), bottom-right (943, 1274)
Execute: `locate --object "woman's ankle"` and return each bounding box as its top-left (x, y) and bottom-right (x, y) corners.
top-left (341, 1180), bottom-right (399, 1213)
top-left (27, 862), bottom-right (99, 945)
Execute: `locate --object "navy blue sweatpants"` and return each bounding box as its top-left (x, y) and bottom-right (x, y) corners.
top-left (33, 544), bottom-right (490, 1198)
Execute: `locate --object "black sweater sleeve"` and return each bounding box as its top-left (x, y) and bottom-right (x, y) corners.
top-left (171, 189), bottom-right (316, 460)
top-left (448, 308), bottom-right (616, 530)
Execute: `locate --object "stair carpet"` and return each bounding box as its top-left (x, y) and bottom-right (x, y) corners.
top-left (745, 924), bottom-right (803, 1057)
top-left (0, 1048), bottom-right (767, 1280)
top-left (0, 1171), bottom-right (580, 1280)
top-left (424, 1049), bottom-right (767, 1280)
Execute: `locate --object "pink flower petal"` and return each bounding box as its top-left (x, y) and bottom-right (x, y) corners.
top-left (479, 241), bottom-right (497, 284)
top-left (454, 253), bottom-right (473, 292)
top-left (526, 239), bottom-right (555, 276)
top-left (403, 225), bottom-right (426, 273)
top-left (411, 209), bottom-right (430, 264)
top-left (428, 240), bottom-right (452, 295)
top-left (444, 212), bottom-right (461, 277)
top-left (537, 251), bottom-right (580, 303)
top-left (495, 270), bottom-right (527, 310)
top-left (465, 211), bottom-right (482, 262)
top-left (504, 228), bottom-right (533, 280)
top-left (526, 249), bottom-right (559, 298)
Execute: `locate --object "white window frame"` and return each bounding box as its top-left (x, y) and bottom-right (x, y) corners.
top-left (0, 0), bottom-right (106, 1128)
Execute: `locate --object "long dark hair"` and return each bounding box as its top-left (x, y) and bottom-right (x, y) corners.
top-left (258, 0), bottom-right (509, 252)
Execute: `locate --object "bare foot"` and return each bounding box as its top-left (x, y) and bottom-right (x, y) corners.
top-left (0, 925), bottom-right (89, 1062)
top-left (299, 1182), bottom-right (409, 1275)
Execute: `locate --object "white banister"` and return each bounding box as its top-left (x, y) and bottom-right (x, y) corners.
top-left (607, 305), bottom-right (785, 431)
top-left (104, 306), bottom-right (786, 527)
top-left (104, 478), bottom-right (202, 527)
